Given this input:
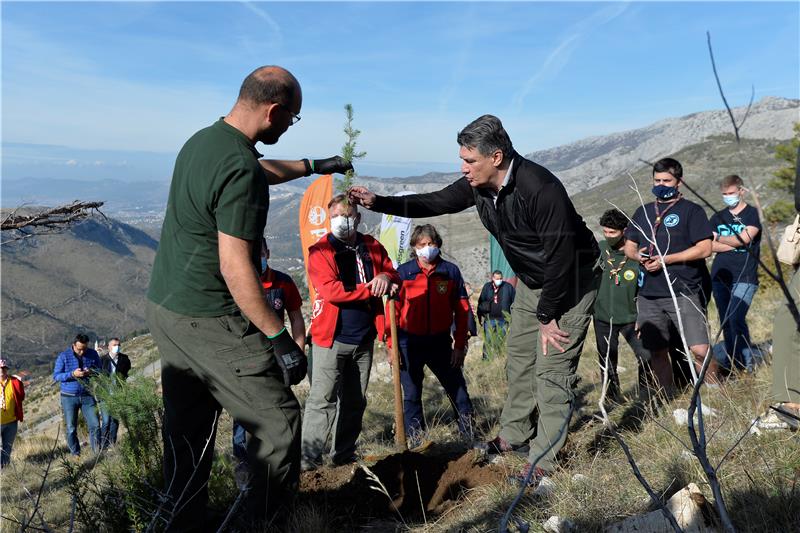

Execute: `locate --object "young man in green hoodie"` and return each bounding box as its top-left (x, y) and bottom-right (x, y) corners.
top-left (594, 209), bottom-right (651, 401)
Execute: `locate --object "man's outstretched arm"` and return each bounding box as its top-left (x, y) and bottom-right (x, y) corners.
top-left (260, 156), bottom-right (353, 185)
top-left (349, 177), bottom-right (475, 217)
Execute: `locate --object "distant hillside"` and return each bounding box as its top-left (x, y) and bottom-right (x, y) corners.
top-left (527, 96), bottom-right (798, 194)
top-left (572, 135), bottom-right (789, 228)
top-left (1, 215), bottom-right (157, 373)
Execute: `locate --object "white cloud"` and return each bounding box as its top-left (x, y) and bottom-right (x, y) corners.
top-left (511, 2), bottom-right (631, 111)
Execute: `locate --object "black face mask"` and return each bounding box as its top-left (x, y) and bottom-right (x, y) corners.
top-left (605, 235), bottom-right (624, 248)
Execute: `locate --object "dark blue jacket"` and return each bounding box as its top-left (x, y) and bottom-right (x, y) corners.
top-left (477, 281), bottom-right (516, 321)
top-left (53, 347), bottom-right (101, 395)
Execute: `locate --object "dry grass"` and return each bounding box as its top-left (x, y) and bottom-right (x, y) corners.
top-left (2, 283), bottom-right (797, 532)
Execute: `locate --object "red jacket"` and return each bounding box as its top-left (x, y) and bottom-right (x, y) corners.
top-left (385, 258), bottom-right (470, 350)
top-left (3, 376), bottom-right (25, 423)
top-left (308, 233), bottom-right (401, 348)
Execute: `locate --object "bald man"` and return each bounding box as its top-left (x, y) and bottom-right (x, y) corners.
top-left (147, 66), bottom-right (352, 530)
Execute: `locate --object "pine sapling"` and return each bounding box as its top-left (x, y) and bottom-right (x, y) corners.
top-left (336, 103), bottom-right (367, 204)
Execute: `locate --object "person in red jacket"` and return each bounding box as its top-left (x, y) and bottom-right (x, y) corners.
top-left (1, 359), bottom-right (26, 469)
top-left (301, 194), bottom-right (400, 470)
top-left (386, 224), bottom-right (475, 442)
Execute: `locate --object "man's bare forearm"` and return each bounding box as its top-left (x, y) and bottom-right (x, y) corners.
top-left (288, 310), bottom-right (306, 347)
top-left (219, 232), bottom-right (285, 336)
top-left (260, 160), bottom-right (307, 185)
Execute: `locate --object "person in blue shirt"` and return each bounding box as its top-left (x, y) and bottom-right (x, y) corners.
top-left (710, 174), bottom-right (762, 373)
top-left (53, 333), bottom-right (102, 456)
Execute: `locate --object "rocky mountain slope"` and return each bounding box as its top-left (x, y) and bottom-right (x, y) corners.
top-left (526, 96), bottom-right (798, 193)
top-left (1, 216), bottom-right (157, 372)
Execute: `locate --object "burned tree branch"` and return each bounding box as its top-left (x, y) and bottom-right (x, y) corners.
top-left (707, 31), bottom-right (752, 143)
top-left (1, 201), bottom-right (104, 232)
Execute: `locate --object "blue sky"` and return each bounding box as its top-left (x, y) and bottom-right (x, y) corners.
top-left (2, 1), bottom-right (798, 181)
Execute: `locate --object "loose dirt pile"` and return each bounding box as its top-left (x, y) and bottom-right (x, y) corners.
top-left (299, 445), bottom-right (507, 523)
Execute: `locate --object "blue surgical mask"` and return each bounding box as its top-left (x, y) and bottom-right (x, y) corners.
top-left (261, 257), bottom-right (268, 273)
top-left (652, 185), bottom-right (678, 200)
top-left (722, 194), bottom-right (740, 208)
top-left (493, 279), bottom-right (503, 287)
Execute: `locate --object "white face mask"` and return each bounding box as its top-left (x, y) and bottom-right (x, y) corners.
top-left (416, 245), bottom-right (440, 262)
top-left (110, 345), bottom-right (120, 355)
top-left (331, 215), bottom-right (358, 240)
top-left (493, 279), bottom-right (503, 287)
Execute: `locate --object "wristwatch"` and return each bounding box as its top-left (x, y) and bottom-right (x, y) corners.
top-left (536, 311), bottom-right (553, 325)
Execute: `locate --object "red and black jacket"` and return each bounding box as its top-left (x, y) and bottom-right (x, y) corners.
top-left (385, 258), bottom-right (470, 350)
top-left (308, 233), bottom-right (401, 348)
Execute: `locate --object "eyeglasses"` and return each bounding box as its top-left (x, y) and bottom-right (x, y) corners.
top-left (279, 104), bottom-right (301, 125)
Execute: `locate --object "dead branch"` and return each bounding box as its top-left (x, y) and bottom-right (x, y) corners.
top-left (686, 356), bottom-right (735, 532)
top-left (597, 319), bottom-right (683, 533)
top-left (705, 29), bottom-right (799, 331)
top-left (499, 394), bottom-right (575, 533)
top-left (707, 31), bottom-right (753, 143)
top-left (1, 201), bottom-right (105, 245)
top-left (20, 427), bottom-right (61, 533)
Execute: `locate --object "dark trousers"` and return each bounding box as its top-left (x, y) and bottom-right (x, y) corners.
top-left (593, 319), bottom-right (652, 396)
top-left (147, 302), bottom-right (301, 532)
top-left (232, 420), bottom-right (248, 463)
top-left (100, 405), bottom-right (120, 448)
top-left (398, 331), bottom-right (474, 438)
top-left (712, 280), bottom-right (758, 371)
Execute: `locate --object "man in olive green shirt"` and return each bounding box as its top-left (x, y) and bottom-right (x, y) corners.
top-left (147, 65), bottom-right (352, 531)
top-left (594, 209), bottom-right (651, 401)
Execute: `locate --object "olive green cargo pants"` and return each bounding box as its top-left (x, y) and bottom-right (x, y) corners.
top-left (499, 269), bottom-right (599, 472)
top-left (147, 302), bottom-right (301, 532)
top-left (772, 268), bottom-right (800, 404)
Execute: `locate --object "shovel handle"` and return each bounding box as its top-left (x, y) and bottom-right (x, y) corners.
top-left (387, 297), bottom-right (407, 450)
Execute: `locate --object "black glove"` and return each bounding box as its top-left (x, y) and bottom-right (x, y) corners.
top-left (313, 156), bottom-right (353, 175)
top-left (270, 329), bottom-right (308, 387)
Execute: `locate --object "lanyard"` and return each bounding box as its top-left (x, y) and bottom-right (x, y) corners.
top-left (648, 197), bottom-right (682, 256)
top-left (605, 249), bottom-right (628, 286)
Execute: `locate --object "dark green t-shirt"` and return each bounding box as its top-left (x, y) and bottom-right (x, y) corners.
top-left (594, 241), bottom-right (639, 324)
top-left (148, 119), bottom-right (268, 316)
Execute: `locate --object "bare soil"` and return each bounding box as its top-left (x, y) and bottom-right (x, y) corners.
top-left (299, 445), bottom-right (506, 524)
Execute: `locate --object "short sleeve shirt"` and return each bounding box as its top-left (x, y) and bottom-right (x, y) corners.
top-left (261, 269), bottom-right (303, 322)
top-left (148, 119), bottom-right (268, 316)
top-left (709, 205), bottom-right (762, 285)
top-left (625, 198), bottom-right (712, 298)
top-left (594, 241), bottom-right (639, 324)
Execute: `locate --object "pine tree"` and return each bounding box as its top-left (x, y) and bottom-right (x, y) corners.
top-left (336, 104), bottom-right (366, 204)
top-left (766, 122), bottom-right (799, 223)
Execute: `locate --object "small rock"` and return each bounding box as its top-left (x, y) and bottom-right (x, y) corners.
top-left (533, 476), bottom-right (556, 497)
top-left (673, 405), bottom-right (718, 426)
top-left (571, 473), bottom-right (589, 483)
top-left (543, 515), bottom-right (575, 533)
top-left (681, 450), bottom-right (695, 460)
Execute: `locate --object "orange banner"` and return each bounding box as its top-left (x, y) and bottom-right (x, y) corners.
top-left (298, 174), bottom-right (333, 302)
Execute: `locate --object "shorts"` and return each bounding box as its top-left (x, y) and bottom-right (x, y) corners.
top-left (637, 293), bottom-right (710, 350)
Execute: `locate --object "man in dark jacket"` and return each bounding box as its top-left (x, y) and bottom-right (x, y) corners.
top-left (477, 270), bottom-right (516, 359)
top-left (350, 114), bottom-right (600, 488)
top-left (99, 337), bottom-right (131, 448)
top-left (53, 333), bottom-right (102, 456)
